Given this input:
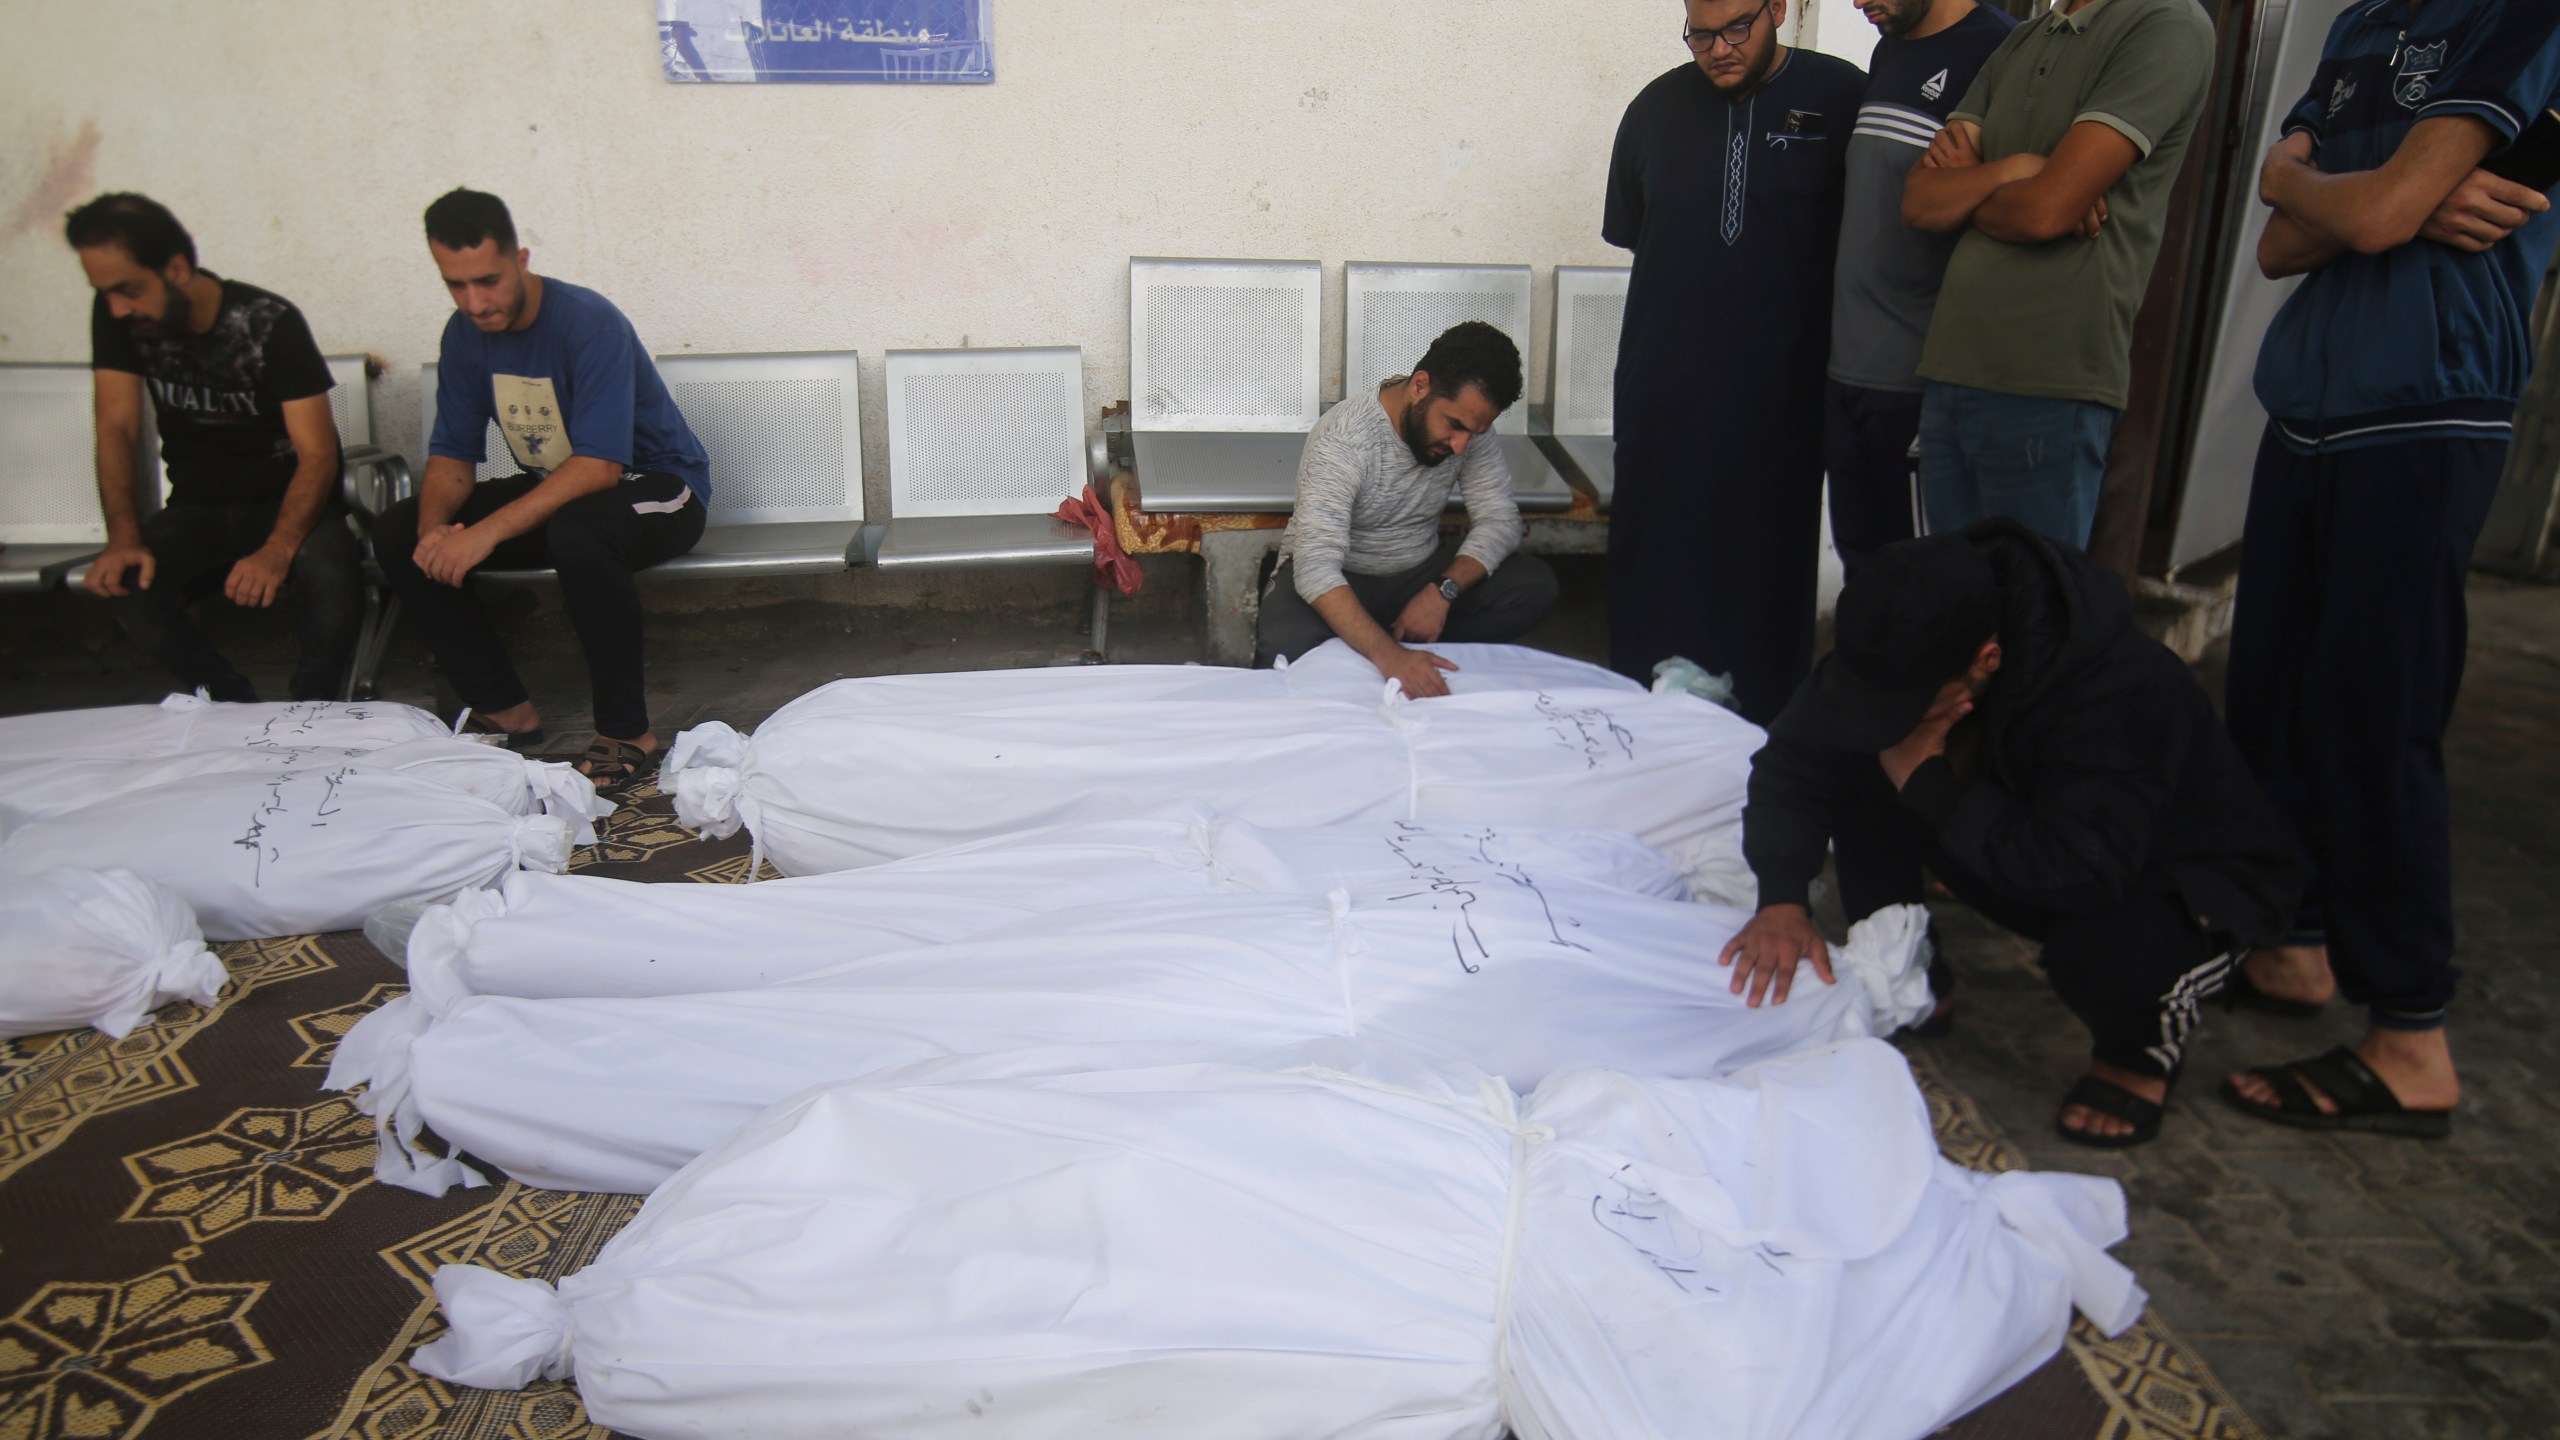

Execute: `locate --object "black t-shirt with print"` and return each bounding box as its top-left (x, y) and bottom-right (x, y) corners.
top-left (89, 274), bottom-right (336, 504)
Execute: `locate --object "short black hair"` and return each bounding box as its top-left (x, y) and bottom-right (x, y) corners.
top-left (63, 193), bottom-right (196, 270)
top-left (423, 188), bottom-right (518, 252)
top-left (1414, 320), bottom-right (1524, 412)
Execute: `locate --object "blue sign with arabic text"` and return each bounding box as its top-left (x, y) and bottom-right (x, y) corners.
top-left (660, 1), bottom-right (992, 84)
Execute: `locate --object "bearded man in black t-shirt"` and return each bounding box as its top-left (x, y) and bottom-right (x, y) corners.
top-left (67, 193), bottom-right (361, 702)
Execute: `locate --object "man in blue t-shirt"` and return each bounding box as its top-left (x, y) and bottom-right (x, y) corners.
top-left (373, 189), bottom-right (709, 793)
top-left (1824, 0), bottom-right (2013, 577)
top-left (2220, 0), bottom-right (2560, 1140)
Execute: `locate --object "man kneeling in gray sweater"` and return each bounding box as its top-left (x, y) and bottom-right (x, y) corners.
top-left (1254, 320), bottom-right (1559, 697)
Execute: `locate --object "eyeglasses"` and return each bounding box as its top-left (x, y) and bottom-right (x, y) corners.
top-left (1683, 1), bottom-right (1771, 51)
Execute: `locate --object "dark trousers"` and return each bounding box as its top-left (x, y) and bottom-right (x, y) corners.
top-left (2223, 429), bottom-right (2504, 1030)
top-left (1834, 772), bottom-right (2233, 1078)
top-left (1823, 380), bottom-right (1924, 581)
top-left (1606, 409), bottom-right (1824, 726)
top-left (112, 498), bottom-right (365, 702)
top-left (372, 473), bottom-right (705, 738)
top-left (1254, 539), bottom-right (1559, 667)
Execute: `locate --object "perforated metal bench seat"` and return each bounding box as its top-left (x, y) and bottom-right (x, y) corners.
top-left (472, 520), bottom-right (868, 584)
top-left (0, 361), bottom-right (159, 594)
top-left (1130, 421), bottom-right (1575, 515)
top-left (0, 544), bottom-right (110, 594)
top-left (874, 513), bottom-right (1092, 569)
top-left (417, 350), bottom-right (870, 586)
top-left (1534, 266), bottom-right (1628, 510)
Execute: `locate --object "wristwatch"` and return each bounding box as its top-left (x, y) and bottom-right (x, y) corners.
top-left (1435, 576), bottom-right (1463, 603)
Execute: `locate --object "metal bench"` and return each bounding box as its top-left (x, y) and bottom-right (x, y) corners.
top-left (877, 345), bottom-right (1107, 646)
top-left (1126, 257), bottom-right (1323, 514)
top-left (418, 350), bottom-right (868, 584)
top-left (350, 351), bottom-right (867, 694)
top-left (1532, 266), bottom-right (1627, 507)
top-left (0, 362), bottom-right (158, 593)
top-left (1343, 261), bottom-right (1577, 514)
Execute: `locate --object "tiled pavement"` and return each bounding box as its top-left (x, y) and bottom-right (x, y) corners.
top-left (4, 555), bottom-right (2554, 1439)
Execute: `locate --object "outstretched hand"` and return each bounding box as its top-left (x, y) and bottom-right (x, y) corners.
top-left (1718, 903), bottom-right (1835, 1007)
top-left (1382, 646), bottom-right (1460, 700)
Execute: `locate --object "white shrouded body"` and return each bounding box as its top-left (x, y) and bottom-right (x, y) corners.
top-left (0, 695), bottom-right (448, 768)
top-left (0, 868), bottom-right (226, 1039)
top-left (0, 768), bottom-right (573, 942)
top-left (412, 1040), bottom-right (2143, 1440)
top-left (396, 803), bottom-right (1691, 1004)
top-left (664, 642), bottom-right (1762, 877)
top-left (331, 884), bottom-right (1933, 1196)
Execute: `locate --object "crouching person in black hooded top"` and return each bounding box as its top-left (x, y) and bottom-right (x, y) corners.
top-left (1724, 521), bottom-right (2301, 1147)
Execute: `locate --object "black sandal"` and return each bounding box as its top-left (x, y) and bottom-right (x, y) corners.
top-left (577, 736), bottom-right (660, 798)
top-left (2222, 964), bottom-right (2326, 1019)
top-left (459, 710), bottom-right (547, 753)
top-left (2056, 1073), bottom-right (2169, 1149)
top-left (2220, 1045), bottom-right (2453, 1138)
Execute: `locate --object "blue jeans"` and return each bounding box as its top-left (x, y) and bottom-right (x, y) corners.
top-left (1916, 382), bottom-right (2119, 548)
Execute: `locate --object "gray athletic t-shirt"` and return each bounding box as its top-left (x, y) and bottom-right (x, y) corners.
top-left (1828, 4), bottom-right (2016, 393)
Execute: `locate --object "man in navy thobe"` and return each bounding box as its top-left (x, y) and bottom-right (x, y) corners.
top-left (1605, 0), bottom-right (1864, 723)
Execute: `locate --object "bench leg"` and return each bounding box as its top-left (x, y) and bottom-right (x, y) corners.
top-left (1088, 584), bottom-right (1111, 659)
top-left (1200, 529), bottom-right (1283, 668)
top-left (346, 591), bottom-right (401, 701)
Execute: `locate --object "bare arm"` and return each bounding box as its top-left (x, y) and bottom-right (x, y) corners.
top-left (2261, 114), bottom-right (2524, 257)
top-left (413, 455), bottom-right (625, 587)
top-left (1903, 121), bottom-right (2048, 232)
top-left (83, 370), bottom-right (154, 597)
top-left (1310, 584), bottom-right (1462, 699)
top-left (1972, 120), bottom-right (2141, 244)
top-left (224, 394), bottom-right (343, 608)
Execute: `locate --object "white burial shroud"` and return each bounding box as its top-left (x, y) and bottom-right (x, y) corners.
top-left (0, 767), bottom-right (576, 942)
top-left (334, 866), bottom-right (1935, 1196)
top-left (662, 642), bottom-right (1763, 875)
top-left (0, 694), bottom-right (450, 767)
top-left (411, 1040), bottom-right (2145, 1440)
top-left (394, 804), bottom-right (1695, 1003)
top-left (0, 868), bottom-right (227, 1040)
top-left (0, 734), bottom-right (610, 835)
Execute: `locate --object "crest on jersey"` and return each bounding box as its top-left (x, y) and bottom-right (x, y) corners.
top-left (1921, 67), bottom-right (1949, 101)
top-left (2392, 40), bottom-right (2446, 108)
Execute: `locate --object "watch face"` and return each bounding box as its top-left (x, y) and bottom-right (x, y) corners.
top-left (1437, 578), bottom-right (1462, 601)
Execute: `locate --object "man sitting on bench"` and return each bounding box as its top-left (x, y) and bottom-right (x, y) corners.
top-left (1254, 320), bottom-right (1558, 697)
top-left (373, 188), bottom-right (708, 794)
top-left (68, 192), bottom-right (360, 702)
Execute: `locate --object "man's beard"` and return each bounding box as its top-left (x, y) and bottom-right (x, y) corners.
top-left (1707, 30), bottom-right (1780, 95)
top-left (1866, 0), bottom-right (1934, 36)
top-left (1399, 391), bottom-right (1454, 467)
top-left (129, 279), bottom-right (191, 339)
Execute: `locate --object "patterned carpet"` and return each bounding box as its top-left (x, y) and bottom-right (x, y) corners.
top-left (0, 781), bottom-right (2264, 1440)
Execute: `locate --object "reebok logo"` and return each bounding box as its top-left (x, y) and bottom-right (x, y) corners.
top-left (1921, 67), bottom-right (1949, 101)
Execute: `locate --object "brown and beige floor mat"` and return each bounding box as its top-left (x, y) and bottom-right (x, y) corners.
top-left (0, 782), bottom-right (2262, 1439)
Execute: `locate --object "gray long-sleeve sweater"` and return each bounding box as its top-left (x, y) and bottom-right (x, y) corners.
top-left (1278, 387), bottom-right (1525, 601)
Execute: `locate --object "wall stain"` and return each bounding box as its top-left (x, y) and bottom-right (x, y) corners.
top-left (9, 119), bottom-right (102, 238)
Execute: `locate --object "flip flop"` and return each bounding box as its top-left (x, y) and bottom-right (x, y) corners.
top-left (2056, 1073), bottom-right (2169, 1149)
top-left (458, 711), bottom-right (548, 753)
top-left (577, 736), bottom-right (660, 799)
top-left (2220, 1046), bottom-right (2453, 1139)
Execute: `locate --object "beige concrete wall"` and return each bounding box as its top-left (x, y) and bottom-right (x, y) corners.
top-left (0, 0), bottom-right (1873, 516)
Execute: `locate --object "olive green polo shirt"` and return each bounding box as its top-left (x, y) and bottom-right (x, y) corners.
top-left (1914, 0), bottom-right (2216, 409)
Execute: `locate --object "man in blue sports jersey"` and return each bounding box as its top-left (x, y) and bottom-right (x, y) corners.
top-left (2219, 0), bottom-right (2560, 1138)
top-left (1824, 0), bottom-right (2013, 577)
top-left (373, 189), bottom-right (710, 794)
